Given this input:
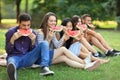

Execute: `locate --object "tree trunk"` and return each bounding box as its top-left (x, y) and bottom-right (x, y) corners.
top-left (116, 0), bottom-right (120, 30)
top-left (16, 0), bottom-right (21, 23)
top-left (25, 0), bottom-right (28, 13)
top-left (0, 0), bottom-right (1, 24)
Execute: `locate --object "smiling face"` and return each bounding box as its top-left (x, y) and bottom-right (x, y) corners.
top-left (47, 15), bottom-right (57, 27)
top-left (83, 16), bottom-right (92, 24)
top-left (66, 21), bottom-right (73, 30)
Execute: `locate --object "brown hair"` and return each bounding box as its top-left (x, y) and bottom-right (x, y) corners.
top-left (81, 14), bottom-right (91, 20)
top-left (39, 12), bottom-right (57, 39)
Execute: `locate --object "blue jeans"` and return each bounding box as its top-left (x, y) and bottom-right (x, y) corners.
top-left (7, 41), bottom-right (50, 69)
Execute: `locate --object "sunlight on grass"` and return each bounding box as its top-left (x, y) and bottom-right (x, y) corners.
top-left (1, 19), bottom-right (16, 24)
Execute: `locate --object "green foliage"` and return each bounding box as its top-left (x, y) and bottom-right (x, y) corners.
top-left (93, 20), bottom-right (117, 29)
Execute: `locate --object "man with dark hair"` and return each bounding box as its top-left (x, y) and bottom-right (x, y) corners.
top-left (5, 13), bottom-right (54, 80)
top-left (81, 13), bottom-right (120, 56)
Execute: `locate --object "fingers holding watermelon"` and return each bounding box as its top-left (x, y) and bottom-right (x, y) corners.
top-left (76, 23), bottom-right (87, 31)
top-left (66, 30), bottom-right (83, 40)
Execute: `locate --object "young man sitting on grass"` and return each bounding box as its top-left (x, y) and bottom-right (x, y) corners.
top-left (5, 13), bottom-right (54, 80)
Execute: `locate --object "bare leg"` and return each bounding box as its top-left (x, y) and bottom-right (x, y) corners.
top-left (81, 44), bottom-right (90, 54)
top-left (87, 30), bottom-right (112, 50)
top-left (80, 37), bottom-right (98, 54)
top-left (53, 47), bottom-right (84, 64)
top-left (96, 33), bottom-right (112, 50)
top-left (90, 36), bottom-right (108, 53)
top-left (78, 51), bottom-right (109, 64)
top-left (0, 59), bottom-right (7, 66)
top-left (52, 55), bottom-right (84, 68)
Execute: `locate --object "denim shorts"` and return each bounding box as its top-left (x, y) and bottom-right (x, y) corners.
top-left (68, 42), bottom-right (82, 56)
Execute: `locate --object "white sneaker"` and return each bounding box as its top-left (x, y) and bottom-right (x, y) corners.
top-left (84, 60), bottom-right (100, 71)
top-left (115, 52), bottom-right (120, 55)
top-left (84, 53), bottom-right (92, 64)
top-left (40, 67), bottom-right (54, 76)
top-left (31, 64), bottom-right (40, 68)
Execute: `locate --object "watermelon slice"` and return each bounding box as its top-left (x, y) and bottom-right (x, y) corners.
top-left (87, 24), bottom-right (95, 29)
top-left (49, 25), bottom-right (63, 32)
top-left (67, 30), bottom-right (80, 37)
top-left (18, 29), bottom-right (32, 36)
top-left (76, 23), bottom-right (87, 31)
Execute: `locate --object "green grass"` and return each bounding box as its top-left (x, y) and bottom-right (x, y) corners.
top-left (0, 29), bottom-right (120, 80)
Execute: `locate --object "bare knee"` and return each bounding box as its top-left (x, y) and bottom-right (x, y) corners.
top-left (60, 46), bottom-right (67, 51)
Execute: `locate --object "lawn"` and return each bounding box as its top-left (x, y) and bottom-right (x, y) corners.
top-left (0, 29), bottom-right (120, 80)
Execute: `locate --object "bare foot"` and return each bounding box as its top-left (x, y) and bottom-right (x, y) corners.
top-left (100, 58), bottom-right (110, 64)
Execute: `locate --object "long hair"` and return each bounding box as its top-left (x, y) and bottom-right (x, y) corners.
top-left (39, 12), bottom-right (57, 39)
top-left (72, 15), bottom-right (80, 30)
top-left (60, 18), bottom-right (74, 49)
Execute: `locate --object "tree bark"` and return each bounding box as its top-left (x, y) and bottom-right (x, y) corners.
top-left (25, 0), bottom-right (28, 13)
top-left (16, 0), bottom-right (21, 22)
top-left (0, 0), bottom-right (1, 24)
top-left (116, 0), bottom-right (120, 30)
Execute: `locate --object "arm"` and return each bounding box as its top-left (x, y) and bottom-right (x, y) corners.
top-left (36, 29), bottom-right (44, 45)
top-left (52, 33), bottom-right (67, 48)
top-left (5, 28), bottom-right (22, 54)
top-left (28, 30), bottom-right (36, 45)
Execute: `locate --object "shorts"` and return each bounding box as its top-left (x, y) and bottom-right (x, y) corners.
top-left (68, 42), bottom-right (82, 56)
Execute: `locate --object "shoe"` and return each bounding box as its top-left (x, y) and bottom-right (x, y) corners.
top-left (7, 63), bottom-right (17, 80)
top-left (40, 67), bottom-right (54, 76)
top-left (112, 49), bottom-right (120, 53)
top-left (84, 60), bottom-right (100, 71)
top-left (93, 51), bottom-right (106, 58)
top-left (106, 50), bottom-right (117, 56)
top-left (112, 49), bottom-right (120, 55)
top-left (84, 53), bottom-right (92, 64)
top-left (31, 64), bottom-right (40, 68)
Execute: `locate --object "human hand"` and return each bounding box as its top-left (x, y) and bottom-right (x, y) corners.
top-left (63, 34), bottom-right (70, 41)
top-left (28, 33), bottom-right (36, 45)
top-left (17, 29), bottom-right (32, 36)
top-left (10, 31), bottom-right (23, 44)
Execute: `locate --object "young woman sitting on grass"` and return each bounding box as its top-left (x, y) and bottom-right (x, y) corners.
top-left (36, 12), bottom-right (101, 71)
top-left (58, 17), bottom-right (109, 64)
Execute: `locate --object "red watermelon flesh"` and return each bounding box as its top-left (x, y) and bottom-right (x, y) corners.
top-left (49, 25), bottom-right (63, 32)
top-left (67, 30), bottom-right (80, 37)
top-left (76, 24), bottom-right (87, 31)
top-left (18, 29), bottom-right (32, 36)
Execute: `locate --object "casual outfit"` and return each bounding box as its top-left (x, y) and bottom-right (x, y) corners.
top-left (36, 32), bottom-right (65, 60)
top-left (68, 42), bottom-right (82, 56)
top-left (5, 26), bottom-right (54, 80)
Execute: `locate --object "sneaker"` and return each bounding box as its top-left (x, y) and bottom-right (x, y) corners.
top-left (40, 67), bottom-right (54, 76)
top-left (84, 53), bottom-right (92, 64)
top-left (112, 49), bottom-right (120, 55)
top-left (106, 50), bottom-right (117, 56)
top-left (93, 51), bottom-right (106, 58)
top-left (7, 63), bottom-right (17, 80)
top-left (84, 60), bottom-right (100, 71)
top-left (112, 49), bottom-right (120, 53)
top-left (31, 64), bottom-right (40, 68)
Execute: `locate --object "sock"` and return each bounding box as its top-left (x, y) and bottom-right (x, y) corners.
top-left (105, 50), bottom-right (109, 54)
top-left (110, 49), bottom-right (114, 52)
top-left (94, 53), bottom-right (99, 56)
